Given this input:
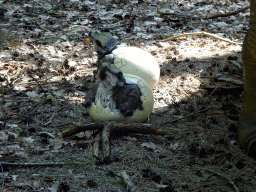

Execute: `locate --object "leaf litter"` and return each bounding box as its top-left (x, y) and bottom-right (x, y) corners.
top-left (0, 0), bottom-right (255, 191)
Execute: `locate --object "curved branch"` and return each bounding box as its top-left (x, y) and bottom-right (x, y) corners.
top-left (158, 32), bottom-right (243, 46)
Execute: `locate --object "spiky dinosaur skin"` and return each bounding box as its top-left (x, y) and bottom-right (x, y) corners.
top-left (84, 64), bottom-right (143, 117)
top-left (112, 82), bottom-right (143, 117)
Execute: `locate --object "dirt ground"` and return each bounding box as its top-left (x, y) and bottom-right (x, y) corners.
top-left (1, 0), bottom-right (256, 192)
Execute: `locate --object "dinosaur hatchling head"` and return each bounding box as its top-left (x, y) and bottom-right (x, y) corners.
top-left (98, 63), bottom-right (126, 88)
top-left (89, 31), bottom-right (119, 56)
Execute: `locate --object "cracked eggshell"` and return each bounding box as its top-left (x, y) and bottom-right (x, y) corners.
top-left (112, 47), bottom-right (160, 89)
top-left (89, 74), bottom-right (154, 123)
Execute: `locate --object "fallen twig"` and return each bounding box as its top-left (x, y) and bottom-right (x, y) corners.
top-left (208, 84), bottom-right (219, 98)
top-left (110, 123), bottom-right (166, 135)
top-left (157, 6), bottom-right (249, 21)
top-left (27, 71), bottom-right (47, 93)
top-left (0, 160), bottom-right (90, 191)
top-left (63, 122), bottom-right (104, 137)
top-left (43, 106), bottom-right (66, 126)
top-left (63, 122), bottom-right (166, 138)
top-left (43, 113), bottom-right (57, 126)
top-left (203, 6), bottom-right (250, 20)
top-left (0, 161), bottom-right (92, 168)
top-left (92, 133), bottom-right (101, 158)
top-left (37, 132), bottom-right (55, 138)
top-left (202, 168), bottom-right (239, 192)
top-left (157, 7), bottom-right (188, 18)
top-left (0, 162), bottom-right (64, 167)
top-left (5, 67), bottom-right (22, 85)
top-left (63, 122), bottom-right (166, 160)
top-left (120, 171), bottom-right (140, 192)
top-left (98, 22), bottom-right (128, 30)
top-left (227, 95), bottom-right (242, 108)
top-left (159, 32), bottom-right (243, 46)
top-left (218, 77), bottom-right (243, 86)
top-left (229, 60), bottom-right (242, 69)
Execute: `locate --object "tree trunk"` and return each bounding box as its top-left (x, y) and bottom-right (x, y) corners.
top-left (239, 0), bottom-right (256, 159)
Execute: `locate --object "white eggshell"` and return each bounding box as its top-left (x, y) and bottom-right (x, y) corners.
top-left (89, 74), bottom-right (154, 123)
top-left (112, 47), bottom-right (160, 89)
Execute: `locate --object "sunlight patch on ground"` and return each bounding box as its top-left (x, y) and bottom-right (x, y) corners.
top-left (151, 37), bottom-right (242, 61)
top-left (153, 73), bottom-right (202, 109)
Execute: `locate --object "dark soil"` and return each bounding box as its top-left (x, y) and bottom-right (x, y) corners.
top-left (0, 0), bottom-right (255, 192)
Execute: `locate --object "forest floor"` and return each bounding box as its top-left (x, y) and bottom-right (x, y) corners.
top-left (0, 0), bottom-right (255, 191)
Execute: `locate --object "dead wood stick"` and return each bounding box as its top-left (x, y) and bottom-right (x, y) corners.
top-left (202, 168), bottom-right (239, 192)
top-left (1, 161), bottom-right (93, 168)
top-left (208, 84), bottom-right (219, 98)
top-left (102, 122), bottom-right (114, 159)
top-left (159, 32), bottom-right (243, 45)
top-left (62, 122), bottom-right (104, 137)
top-left (27, 71), bottom-right (47, 93)
top-left (110, 123), bottom-right (166, 135)
top-left (157, 7), bottom-right (188, 18)
top-left (43, 106), bottom-right (66, 126)
top-left (5, 68), bottom-right (22, 85)
top-left (120, 171), bottom-right (140, 192)
top-left (38, 132), bottom-right (55, 138)
top-left (32, 77), bottom-right (47, 93)
top-left (157, 6), bottom-right (249, 21)
top-left (229, 60), bottom-right (242, 69)
top-left (43, 113), bottom-right (56, 126)
top-left (227, 95), bottom-right (242, 108)
top-left (218, 77), bottom-right (243, 85)
top-left (0, 162), bottom-right (64, 167)
top-left (203, 6), bottom-right (250, 20)
top-left (8, 67), bottom-right (22, 85)
top-left (92, 133), bottom-right (101, 158)
top-left (62, 123), bottom-right (166, 138)
top-left (98, 22), bottom-right (128, 30)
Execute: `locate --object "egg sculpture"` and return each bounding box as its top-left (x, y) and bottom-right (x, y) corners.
top-left (88, 63), bottom-right (154, 123)
top-left (89, 31), bottom-right (160, 90)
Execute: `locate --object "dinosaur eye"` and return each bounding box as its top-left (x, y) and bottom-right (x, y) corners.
top-left (95, 40), bottom-right (102, 47)
top-left (116, 72), bottom-right (123, 79)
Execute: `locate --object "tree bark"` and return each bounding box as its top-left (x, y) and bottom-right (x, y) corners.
top-left (239, 0), bottom-right (256, 159)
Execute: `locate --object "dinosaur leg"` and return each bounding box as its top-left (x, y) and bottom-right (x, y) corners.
top-left (239, 7), bottom-right (256, 159)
